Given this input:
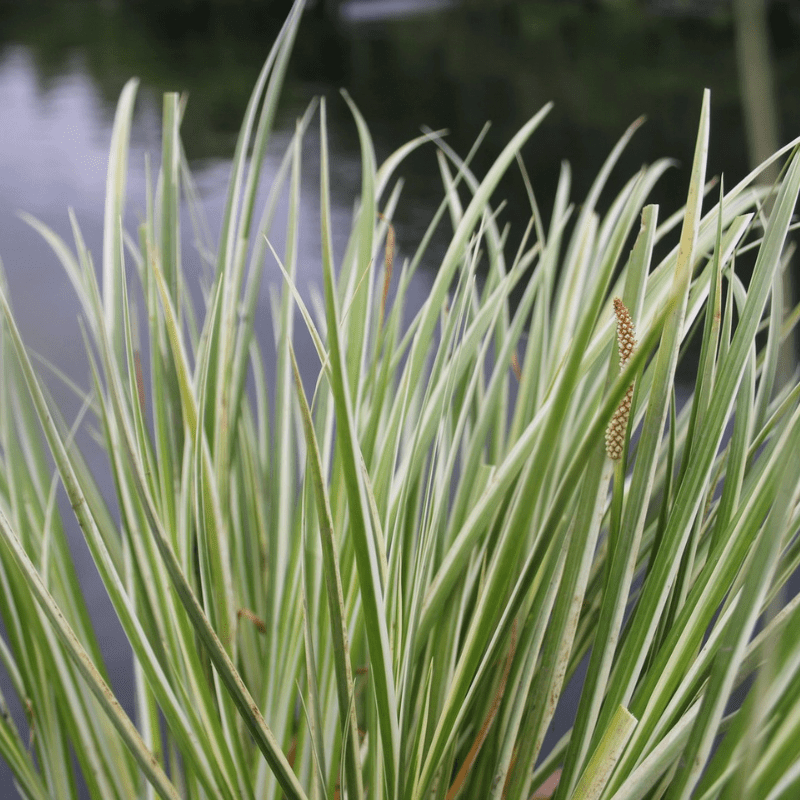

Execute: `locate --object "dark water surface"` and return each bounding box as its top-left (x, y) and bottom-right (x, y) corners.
top-left (1, 1), bottom-right (799, 796)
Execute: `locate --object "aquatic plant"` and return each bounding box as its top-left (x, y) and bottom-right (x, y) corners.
top-left (1, 1), bottom-right (800, 798)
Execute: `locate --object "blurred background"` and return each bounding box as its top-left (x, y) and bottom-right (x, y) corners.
top-left (2, 0), bottom-right (800, 371)
top-left (1, 1), bottom-right (799, 797)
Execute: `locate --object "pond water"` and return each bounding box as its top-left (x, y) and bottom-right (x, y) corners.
top-left (1, 1), bottom-right (799, 796)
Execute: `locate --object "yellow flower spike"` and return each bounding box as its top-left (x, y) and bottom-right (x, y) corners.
top-left (605, 298), bottom-right (636, 461)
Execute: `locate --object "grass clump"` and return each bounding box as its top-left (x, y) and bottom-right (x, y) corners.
top-left (2, 1), bottom-right (800, 798)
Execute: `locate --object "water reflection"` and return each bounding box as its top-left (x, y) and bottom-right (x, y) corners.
top-left (0, 51), bottom-right (151, 800)
top-left (0, 30), bottom-right (365, 800)
top-left (339, 0), bottom-right (457, 23)
top-left (3, 1), bottom-right (799, 267)
top-left (0, 25), bottom-right (441, 794)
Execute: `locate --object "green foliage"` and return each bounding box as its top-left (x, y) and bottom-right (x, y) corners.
top-left (2, 1), bottom-right (800, 798)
